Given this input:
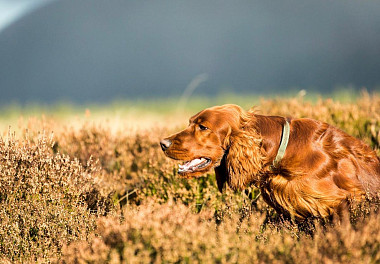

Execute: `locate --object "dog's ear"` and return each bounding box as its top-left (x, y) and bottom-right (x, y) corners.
top-left (214, 155), bottom-right (228, 192)
top-left (214, 104), bottom-right (264, 191)
top-left (226, 130), bottom-right (264, 191)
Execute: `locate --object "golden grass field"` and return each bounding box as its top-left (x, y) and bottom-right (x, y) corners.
top-left (0, 91), bottom-right (379, 263)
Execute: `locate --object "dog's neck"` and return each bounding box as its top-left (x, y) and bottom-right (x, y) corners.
top-left (216, 114), bottom-right (290, 192)
top-left (253, 115), bottom-right (290, 169)
top-left (229, 114), bottom-right (289, 190)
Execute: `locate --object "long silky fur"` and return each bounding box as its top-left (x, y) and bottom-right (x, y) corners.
top-left (162, 103), bottom-right (380, 220)
top-left (225, 109), bottom-right (266, 191)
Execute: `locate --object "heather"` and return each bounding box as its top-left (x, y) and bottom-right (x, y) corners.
top-left (0, 92), bottom-right (379, 263)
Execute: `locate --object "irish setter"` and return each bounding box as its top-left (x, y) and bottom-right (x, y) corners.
top-left (160, 104), bottom-right (380, 220)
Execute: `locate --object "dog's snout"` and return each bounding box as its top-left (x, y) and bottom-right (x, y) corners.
top-left (160, 139), bottom-right (172, 151)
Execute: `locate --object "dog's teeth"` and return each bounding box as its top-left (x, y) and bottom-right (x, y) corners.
top-left (188, 158), bottom-right (202, 167)
top-left (178, 158), bottom-right (210, 173)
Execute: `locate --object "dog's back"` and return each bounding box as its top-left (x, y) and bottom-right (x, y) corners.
top-left (256, 116), bottom-right (380, 218)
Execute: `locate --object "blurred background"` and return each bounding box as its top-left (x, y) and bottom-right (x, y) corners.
top-left (0, 0), bottom-right (379, 106)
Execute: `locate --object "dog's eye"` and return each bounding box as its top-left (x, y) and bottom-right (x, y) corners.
top-left (199, 124), bottom-right (208, 131)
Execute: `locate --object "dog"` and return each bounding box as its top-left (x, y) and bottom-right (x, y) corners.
top-left (160, 104), bottom-right (380, 220)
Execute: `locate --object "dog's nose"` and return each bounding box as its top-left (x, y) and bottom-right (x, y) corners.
top-left (160, 139), bottom-right (172, 151)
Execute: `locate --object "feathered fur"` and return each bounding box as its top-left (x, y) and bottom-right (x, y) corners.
top-left (161, 104), bottom-right (380, 220)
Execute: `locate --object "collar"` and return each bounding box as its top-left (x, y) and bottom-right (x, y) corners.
top-left (272, 120), bottom-right (290, 168)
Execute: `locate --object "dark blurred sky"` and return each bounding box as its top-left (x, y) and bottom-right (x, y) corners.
top-left (0, 0), bottom-right (380, 104)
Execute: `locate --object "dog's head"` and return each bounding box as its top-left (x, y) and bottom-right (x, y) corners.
top-left (160, 104), bottom-right (244, 178)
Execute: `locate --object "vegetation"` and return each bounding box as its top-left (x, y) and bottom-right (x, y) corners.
top-left (0, 91), bottom-right (379, 263)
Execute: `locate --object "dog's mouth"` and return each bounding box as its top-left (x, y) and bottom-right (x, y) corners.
top-left (178, 157), bottom-right (212, 174)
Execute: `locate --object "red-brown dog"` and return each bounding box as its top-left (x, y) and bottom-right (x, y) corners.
top-left (160, 104), bottom-right (380, 220)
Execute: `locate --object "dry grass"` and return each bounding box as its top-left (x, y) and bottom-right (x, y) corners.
top-left (0, 92), bottom-right (379, 263)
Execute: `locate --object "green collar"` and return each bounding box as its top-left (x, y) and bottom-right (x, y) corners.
top-left (272, 120), bottom-right (290, 168)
